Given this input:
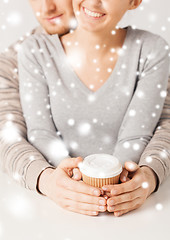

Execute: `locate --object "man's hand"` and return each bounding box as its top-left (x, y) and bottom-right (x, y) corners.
top-left (102, 161), bottom-right (157, 217)
top-left (38, 157), bottom-right (107, 216)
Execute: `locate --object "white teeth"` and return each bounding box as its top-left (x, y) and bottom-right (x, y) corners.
top-left (84, 7), bottom-right (104, 18)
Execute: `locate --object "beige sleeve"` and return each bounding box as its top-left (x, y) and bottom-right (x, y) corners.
top-left (0, 31), bottom-right (55, 193)
top-left (139, 77), bottom-right (170, 192)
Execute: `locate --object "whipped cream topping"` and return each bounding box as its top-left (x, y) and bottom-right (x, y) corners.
top-left (78, 154), bottom-right (122, 178)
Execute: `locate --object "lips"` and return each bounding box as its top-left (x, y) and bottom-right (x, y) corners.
top-left (45, 14), bottom-right (63, 22)
top-left (82, 7), bottom-right (105, 18)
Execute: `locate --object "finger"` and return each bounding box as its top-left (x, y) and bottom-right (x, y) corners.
top-left (120, 168), bottom-right (129, 182)
top-left (102, 184), bottom-right (115, 192)
top-left (103, 175), bottom-right (141, 195)
top-left (124, 161), bottom-right (139, 172)
top-left (72, 168), bottom-right (82, 180)
top-left (60, 176), bottom-right (102, 196)
top-left (62, 198), bottom-right (107, 213)
top-left (67, 169), bottom-right (73, 177)
top-left (107, 197), bottom-right (141, 212)
top-left (114, 209), bottom-right (129, 217)
top-left (58, 157), bottom-right (83, 170)
top-left (107, 187), bottom-right (142, 206)
top-left (103, 191), bottom-right (112, 198)
top-left (66, 206), bottom-right (99, 216)
top-left (114, 206), bottom-right (138, 217)
top-left (61, 186), bottom-right (107, 206)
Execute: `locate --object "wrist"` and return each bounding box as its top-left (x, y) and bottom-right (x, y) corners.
top-left (140, 166), bottom-right (158, 196)
top-left (37, 167), bottom-right (55, 195)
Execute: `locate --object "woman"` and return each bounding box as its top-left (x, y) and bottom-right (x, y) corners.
top-left (18, 0), bottom-right (169, 215)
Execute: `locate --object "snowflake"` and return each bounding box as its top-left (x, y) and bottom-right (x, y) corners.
top-left (13, 172), bottom-right (22, 182)
top-left (88, 94), bottom-right (96, 102)
top-left (123, 142), bottom-right (130, 149)
top-left (67, 118), bottom-right (75, 126)
top-left (0, 122), bottom-right (21, 144)
top-left (47, 139), bottom-right (69, 165)
top-left (6, 195), bottom-right (34, 219)
top-left (95, 45), bottom-right (100, 50)
top-left (70, 83), bottom-right (75, 88)
top-left (69, 141), bottom-right (78, 150)
top-left (133, 143), bottom-right (140, 151)
top-left (141, 181), bottom-right (149, 189)
top-left (129, 109), bottom-right (136, 117)
top-left (137, 90), bottom-right (144, 98)
top-left (77, 122), bottom-right (91, 136)
top-left (6, 113), bottom-right (14, 120)
top-left (36, 12), bottom-right (41, 17)
top-left (69, 17), bottom-right (78, 29)
top-left (29, 155), bottom-right (35, 161)
top-left (92, 118), bottom-right (98, 123)
top-left (160, 90), bottom-right (167, 98)
top-left (24, 94), bottom-right (32, 102)
top-left (111, 30), bottom-right (116, 35)
top-left (7, 12), bottom-right (21, 25)
top-left (155, 104), bottom-right (160, 109)
top-left (110, 48), bottom-right (115, 53)
top-left (145, 156), bottom-right (152, 163)
top-left (155, 203), bottom-right (163, 211)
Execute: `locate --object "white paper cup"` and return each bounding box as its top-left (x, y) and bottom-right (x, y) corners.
top-left (78, 154), bottom-right (122, 188)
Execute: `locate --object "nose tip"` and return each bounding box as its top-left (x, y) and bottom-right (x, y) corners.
top-left (42, 0), bottom-right (56, 13)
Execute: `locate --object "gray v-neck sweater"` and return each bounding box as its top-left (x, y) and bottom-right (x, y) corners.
top-left (18, 25), bottom-right (170, 167)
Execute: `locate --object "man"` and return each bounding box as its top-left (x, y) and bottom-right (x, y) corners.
top-left (0, 0), bottom-right (170, 217)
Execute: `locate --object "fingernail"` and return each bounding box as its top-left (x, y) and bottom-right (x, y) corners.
top-left (99, 206), bottom-right (105, 210)
top-left (110, 200), bottom-right (114, 205)
top-left (74, 173), bottom-right (79, 179)
top-left (94, 190), bottom-right (100, 196)
top-left (122, 176), bottom-right (126, 181)
top-left (102, 187), bottom-right (107, 191)
top-left (110, 206), bottom-right (115, 211)
top-left (92, 211), bottom-right (97, 215)
top-left (115, 212), bottom-right (120, 217)
top-left (99, 200), bottom-right (105, 205)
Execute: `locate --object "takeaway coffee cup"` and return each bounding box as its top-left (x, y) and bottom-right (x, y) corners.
top-left (78, 153), bottom-right (122, 188)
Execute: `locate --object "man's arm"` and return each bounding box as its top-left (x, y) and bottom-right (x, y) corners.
top-left (0, 28), bottom-right (55, 192)
top-left (139, 77), bottom-right (170, 191)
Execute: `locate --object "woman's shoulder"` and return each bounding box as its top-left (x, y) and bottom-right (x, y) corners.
top-left (128, 25), bottom-right (169, 51)
top-left (126, 25), bottom-right (170, 64)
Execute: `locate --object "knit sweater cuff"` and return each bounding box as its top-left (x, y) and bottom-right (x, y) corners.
top-left (138, 157), bottom-right (165, 192)
top-left (25, 160), bottom-right (55, 193)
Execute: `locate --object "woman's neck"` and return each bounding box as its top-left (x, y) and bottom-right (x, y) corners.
top-left (62, 26), bottom-right (127, 57)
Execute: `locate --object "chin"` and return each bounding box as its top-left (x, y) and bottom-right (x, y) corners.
top-left (41, 22), bottom-right (70, 35)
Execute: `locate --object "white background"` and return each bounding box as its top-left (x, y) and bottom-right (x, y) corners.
top-left (0, 0), bottom-right (170, 52)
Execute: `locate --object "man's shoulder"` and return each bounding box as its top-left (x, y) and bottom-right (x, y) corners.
top-left (20, 31), bottom-right (59, 54)
top-left (0, 25), bottom-right (44, 58)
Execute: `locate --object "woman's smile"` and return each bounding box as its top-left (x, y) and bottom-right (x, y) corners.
top-left (82, 6), bottom-right (106, 19)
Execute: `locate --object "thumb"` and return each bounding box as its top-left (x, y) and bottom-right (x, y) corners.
top-left (124, 161), bottom-right (139, 173)
top-left (58, 156), bottom-right (83, 170)
top-left (72, 167), bottom-right (82, 180)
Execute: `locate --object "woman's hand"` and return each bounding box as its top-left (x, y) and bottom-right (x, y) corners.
top-left (102, 161), bottom-right (158, 217)
top-left (37, 157), bottom-right (107, 216)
